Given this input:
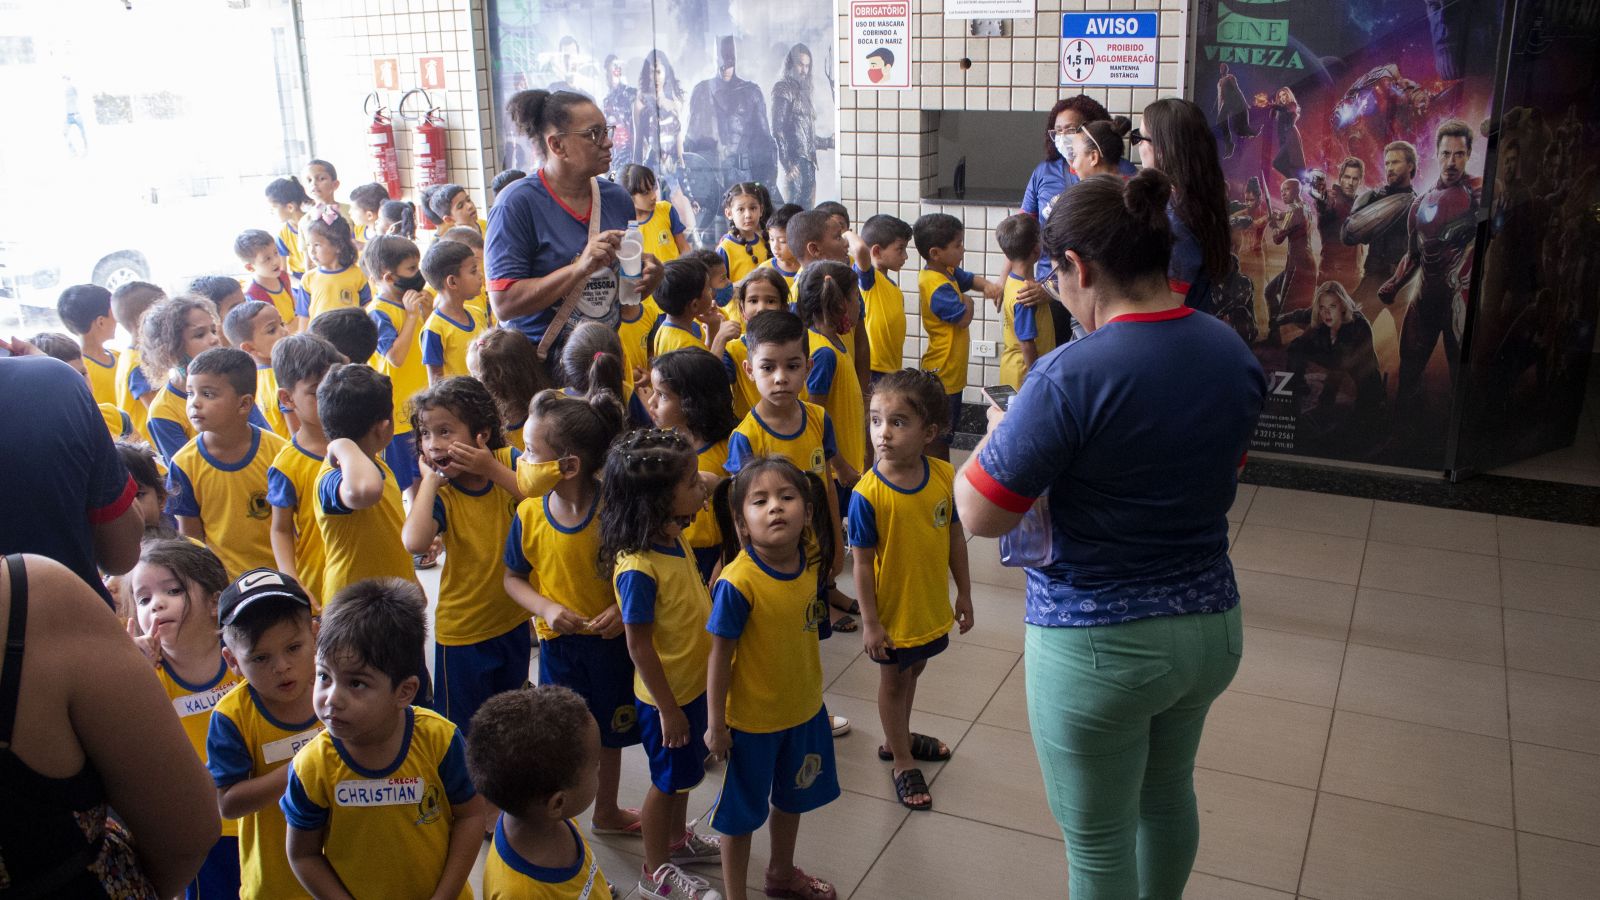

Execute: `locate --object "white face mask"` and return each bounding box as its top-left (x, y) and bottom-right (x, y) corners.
top-left (1054, 134), bottom-right (1076, 165)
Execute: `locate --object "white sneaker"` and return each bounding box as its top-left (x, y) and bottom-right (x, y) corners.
top-left (831, 714), bottom-right (851, 737)
top-left (669, 829), bottom-right (722, 865)
top-left (638, 863), bottom-right (723, 900)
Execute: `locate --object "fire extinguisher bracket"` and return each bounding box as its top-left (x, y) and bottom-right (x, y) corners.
top-left (366, 91), bottom-right (402, 202)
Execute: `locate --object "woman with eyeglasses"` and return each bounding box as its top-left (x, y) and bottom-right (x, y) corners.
top-left (1134, 98), bottom-right (1233, 317)
top-left (486, 89), bottom-right (665, 378)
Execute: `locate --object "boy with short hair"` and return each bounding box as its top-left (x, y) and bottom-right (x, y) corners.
top-left (281, 578), bottom-right (483, 899)
top-left (854, 215), bottom-right (914, 382)
top-left (235, 229), bottom-right (298, 327)
top-left (912, 212), bottom-right (1004, 460)
top-left (420, 240), bottom-right (488, 381)
top-left (995, 214), bottom-right (1055, 389)
top-left (468, 685), bottom-right (617, 899)
top-left (225, 300), bottom-right (292, 437)
top-left (207, 568), bottom-right (324, 900)
top-left (312, 363), bottom-right (418, 598)
top-left (192, 276), bottom-right (248, 340)
top-left (267, 333), bottom-right (344, 609)
top-left (652, 257), bottom-right (738, 359)
top-left (111, 280), bottom-right (166, 441)
top-left (26, 331), bottom-right (133, 440)
top-left (308, 307), bottom-right (379, 364)
top-left (166, 347), bottom-right (290, 578)
top-left (349, 182), bottom-right (390, 246)
top-left (766, 204), bottom-right (803, 292)
top-left (440, 224), bottom-right (494, 325)
top-left (56, 283), bottom-right (119, 406)
top-left (789, 209), bottom-right (871, 389)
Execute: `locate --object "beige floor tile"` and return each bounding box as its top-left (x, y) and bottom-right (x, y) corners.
top-left (853, 812), bottom-right (1068, 898)
top-left (1497, 515), bottom-right (1600, 570)
top-left (975, 658), bottom-right (1029, 732)
top-left (1336, 644), bottom-right (1507, 738)
top-left (1319, 711), bottom-right (1513, 827)
top-left (1229, 525), bottom-right (1366, 585)
top-left (1504, 608), bottom-right (1600, 681)
top-left (1517, 832), bottom-right (1600, 900)
top-left (948, 581), bottom-right (1026, 654)
top-left (820, 625), bottom-right (867, 691)
top-left (828, 641), bottom-right (1017, 722)
top-left (1508, 668), bottom-right (1600, 753)
top-left (1513, 742), bottom-right (1600, 845)
top-left (1184, 871), bottom-right (1294, 900)
top-left (1234, 569), bottom-right (1356, 642)
top-left (1366, 500), bottom-right (1499, 555)
top-left (1348, 588), bottom-right (1504, 665)
top-left (1501, 557), bottom-right (1600, 621)
top-left (932, 723), bottom-right (1059, 840)
top-left (1357, 542), bottom-right (1500, 606)
top-left (1229, 626), bottom-right (1346, 708)
top-left (740, 789), bottom-right (908, 899)
top-left (1197, 691), bottom-right (1330, 789)
top-left (1244, 486), bottom-right (1373, 539)
top-left (1227, 482), bottom-right (1258, 524)
top-left (963, 533), bottom-right (1027, 591)
top-left (1299, 794), bottom-right (1517, 900)
top-left (1229, 521), bottom-right (1241, 547)
top-left (821, 691), bottom-right (969, 806)
top-left (1192, 768), bottom-right (1315, 893)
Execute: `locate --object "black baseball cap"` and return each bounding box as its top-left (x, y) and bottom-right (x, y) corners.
top-left (218, 568), bottom-right (312, 626)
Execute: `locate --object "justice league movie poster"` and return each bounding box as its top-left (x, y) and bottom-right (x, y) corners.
top-left (1193, 0), bottom-right (1506, 470)
top-left (486, 0), bottom-right (839, 248)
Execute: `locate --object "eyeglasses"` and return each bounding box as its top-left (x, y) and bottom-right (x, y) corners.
top-left (1127, 129), bottom-right (1149, 146)
top-left (1046, 125), bottom-right (1083, 137)
top-left (556, 124), bottom-right (616, 145)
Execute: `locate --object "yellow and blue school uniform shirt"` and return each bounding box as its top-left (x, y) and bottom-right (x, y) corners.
top-left (156, 657), bottom-right (244, 840)
top-left (638, 201), bottom-right (685, 263)
top-left (614, 538), bottom-right (712, 708)
top-left (84, 347), bottom-right (119, 407)
top-left (771, 261), bottom-right (798, 299)
top-left (717, 233), bottom-right (770, 285)
top-left (651, 319), bottom-right (705, 358)
top-left (166, 426), bottom-right (288, 578)
top-left (99, 402), bottom-right (133, 441)
top-left (858, 266), bottom-right (905, 375)
top-left (207, 683), bottom-right (323, 899)
top-left (299, 264), bottom-right (371, 321)
top-left (368, 297), bottom-right (428, 441)
top-left (314, 454), bottom-right (417, 601)
top-left (246, 273), bottom-right (299, 327)
top-left (115, 346), bottom-right (153, 442)
top-left (433, 447), bottom-right (529, 645)
top-left (846, 457), bottom-right (958, 649)
top-left (617, 299), bottom-right (662, 387)
top-left (146, 382), bottom-right (194, 462)
top-left (707, 548), bottom-right (825, 732)
top-left (485, 816), bottom-right (613, 900)
top-left (721, 336), bottom-right (760, 421)
top-left (257, 365), bottom-right (291, 438)
top-left (684, 439), bottom-right (730, 575)
top-left (1000, 273), bottom-right (1056, 390)
top-left (421, 308), bottom-right (485, 379)
top-left (280, 707), bottom-right (475, 900)
top-left (504, 493), bottom-right (614, 641)
top-left (726, 401), bottom-right (837, 479)
top-left (805, 329), bottom-right (865, 475)
top-left (919, 266), bottom-right (976, 396)
top-left (267, 439), bottom-right (329, 608)
top-left (276, 222), bottom-right (307, 289)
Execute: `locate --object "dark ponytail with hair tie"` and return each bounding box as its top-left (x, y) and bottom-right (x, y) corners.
top-left (1042, 171), bottom-right (1173, 288)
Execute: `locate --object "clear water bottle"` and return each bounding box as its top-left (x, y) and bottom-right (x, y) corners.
top-left (617, 221), bottom-right (644, 306)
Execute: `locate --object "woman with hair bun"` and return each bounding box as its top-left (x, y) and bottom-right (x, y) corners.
top-left (956, 167), bottom-right (1266, 899)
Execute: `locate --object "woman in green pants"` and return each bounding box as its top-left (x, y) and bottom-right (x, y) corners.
top-left (955, 161), bottom-right (1267, 898)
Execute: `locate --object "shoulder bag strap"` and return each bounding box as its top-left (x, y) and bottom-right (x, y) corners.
top-left (0, 554), bottom-right (31, 749)
top-left (537, 178), bottom-right (604, 361)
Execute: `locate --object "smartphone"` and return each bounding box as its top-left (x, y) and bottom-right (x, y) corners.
top-left (982, 385), bottom-right (1017, 411)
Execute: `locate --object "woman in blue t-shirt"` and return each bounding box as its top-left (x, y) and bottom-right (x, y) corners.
top-left (1133, 98), bottom-right (1233, 316)
top-left (956, 168), bottom-right (1266, 899)
top-left (485, 89), bottom-right (663, 377)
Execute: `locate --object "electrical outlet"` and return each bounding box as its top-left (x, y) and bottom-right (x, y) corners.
top-left (973, 340), bottom-right (996, 358)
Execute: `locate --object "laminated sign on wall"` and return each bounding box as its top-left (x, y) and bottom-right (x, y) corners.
top-left (850, 1), bottom-right (910, 90)
top-left (1059, 12), bottom-right (1158, 87)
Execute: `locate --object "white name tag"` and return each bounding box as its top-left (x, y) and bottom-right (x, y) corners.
top-left (263, 726), bottom-right (324, 765)
top-left (173, 686), bottom-right (231, 718)
top-left (334, 777), bottom-right (425, 807)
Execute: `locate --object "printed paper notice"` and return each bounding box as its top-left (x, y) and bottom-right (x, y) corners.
top-left (850, 2), bottom-right (911, 90)
top-left (945, 0), bottom-right (1035, 20)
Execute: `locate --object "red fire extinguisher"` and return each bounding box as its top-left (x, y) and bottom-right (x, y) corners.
top-left (402, 89), bottom-right (448, 227)
top-left (364, 92), bottom-right (401, 201)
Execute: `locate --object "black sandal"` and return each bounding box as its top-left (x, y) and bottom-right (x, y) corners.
top-left (877, 733), bottom-right (951, 762)
top-left (831, 613), bottom-right (859, 633)
top-left (892, 768), bottom-right (932, 811)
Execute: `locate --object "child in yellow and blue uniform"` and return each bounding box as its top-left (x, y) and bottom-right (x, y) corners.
top-left (111, 281), bottom-right (165, 443)
top-left (266, 176), bottom-right (313, 309)
top-left (280, 580), bottom-right (483, 899)
top-left (854, 214), bottom-right (914, 381)
top-left (299, 210), bottom-right (371, 321)
top-left (222, 300), bottom-right (292, 438)
top-left (207, 568), bottom-right (324, 900)
top-left (127, 538), bottom-right (243, 898)
top-left (362, 234), bottom-right (432, 495)
top-left (468, 685), bottom-right (618, 900)
top-left (236, 229), bottom-right (299, 327)
top-left (600, 429), bottom-right (723, 895)
top-left (796, 263), bottom-right (867, 508)
top-left (705, 457), bottom-right (840, 900)
top-left (720, 268), bottom-right (789, 421)
top-left (56, 283), bottom-right (120, 406)
top-left (420, 239), bottom-right (489, 381)
top-left (139, 294), bottom-right (268, 462)
top-left (912, 213), bottom-right (1003, 457)
top-left (646, 348), bottom-right (738, 583)
top-left (716, 183), bottom-right (773, 289)
top-left (466, 327), bottom-right (548, 455)
top-left (650, 257), bottom-right (737, 361)
top-left (402, 378), bottom-right (528, 734)
top-left (997, 213), bottom-right (1054, 389)
top-left (266, 334), bottom-right (343, 609)
top-left (623, 164), bottom-right (690, 263)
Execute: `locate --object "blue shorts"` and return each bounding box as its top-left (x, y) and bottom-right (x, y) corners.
top-left (433, 624), bottom-right (532, 734)
top-left (186, 835), bottom-right (239, 900)
top-left (709, 706), bottom-right (840, 836)
top-left (638, 692), bottom-right (710, 794)
top-left (692, 545), bottom-right (721, 584)
top-left (539, 633), bottom-right (641, 748)
top-left (873, 633), bottom-right (950, 671)
top-left (385, 430), bottom-right (420, 492)
top-left (940, 393), bottom-right (963, 443)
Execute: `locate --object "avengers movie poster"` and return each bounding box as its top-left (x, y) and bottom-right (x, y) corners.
top-left (487, 0), bottom-right (839, 248)
top-left (1193, 0), bottom-right (1504, 470)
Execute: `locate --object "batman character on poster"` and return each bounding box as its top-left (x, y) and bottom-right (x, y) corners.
top-left (487, 0), bottom-right (838, 248)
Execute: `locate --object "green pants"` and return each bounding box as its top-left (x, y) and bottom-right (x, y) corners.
top-left (1025, 604), bottom-right (1243, 900)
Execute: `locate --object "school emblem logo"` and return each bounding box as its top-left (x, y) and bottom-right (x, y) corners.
top-left (611, 704), bottom-right (637, 735)
top-left (339, 287), bottom-right (355, 308)
top-left (247, 490), bottom-right (272, 520)
top-left (415, 783), bottom-right (443, 826)
top-left (933, 499), bottom-right (950, 529)
top-left (803, 596), bottom-right (826, 634)
top-left (809, 447), bottom-right (825, 474)
top-left (794, 753), bottom-right (823, 790)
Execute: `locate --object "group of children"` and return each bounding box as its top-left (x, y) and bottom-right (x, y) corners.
top-left (28, 155), bottom-right (1068, 900)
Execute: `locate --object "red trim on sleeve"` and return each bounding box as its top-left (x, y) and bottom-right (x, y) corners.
top-left (87, 475), bottom-right (137, 524)
top-left (1106, 306), bottom-right (1196, 325)
top-left (539, 169), bottom-right (591, 224)
top-left (487, 278), bottom-right (521, 292)
top-left (1167, 278), bottom-right (1191, 296)
top-left (965, 461), bottom-right (1034, 515)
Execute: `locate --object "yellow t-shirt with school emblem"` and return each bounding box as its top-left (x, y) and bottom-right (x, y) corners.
top-left (165, 426), bottom-right (288, 579)
top-left (155, 658), bottom-right (244, 838)
top-left (846, 456), bottom-right (958, 649)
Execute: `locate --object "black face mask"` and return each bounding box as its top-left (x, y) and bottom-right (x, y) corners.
top-left (393, 272), bottom-right (427, 294)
